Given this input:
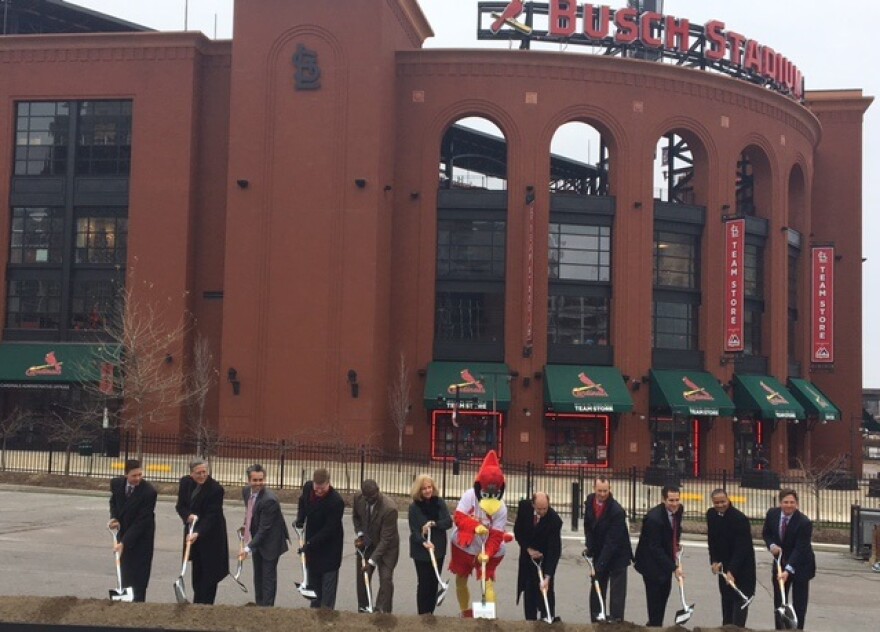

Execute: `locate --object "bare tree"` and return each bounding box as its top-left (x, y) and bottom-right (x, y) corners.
top-left (185, 332), bottom-right (219, 461)
top-left (45, 404), bottom-right (103, 476)
top-left (388, 352), bottom-right (412, 467)
top-left (796, 454), bottom-right (852, 524)
top-left (0, 407), bottom-right (30, 471)
top-left (82, 272), bottom-right (191, 460)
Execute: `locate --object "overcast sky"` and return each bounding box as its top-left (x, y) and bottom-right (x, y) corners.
top-left (66, 1), bottom-right (880, 387)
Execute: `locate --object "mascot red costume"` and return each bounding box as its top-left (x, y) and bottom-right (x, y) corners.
top-left (449, 450), bottom-right (512, 617)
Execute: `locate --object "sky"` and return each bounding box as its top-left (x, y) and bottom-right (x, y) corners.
top-left (65, 1), bottom-right (880, 386)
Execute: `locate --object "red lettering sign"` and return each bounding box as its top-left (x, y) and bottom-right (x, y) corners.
top-left (489, 5), bottom-right (804, 100)
top-left (811, 247), bottom-right (834, 363)
top-left (724, 219), bottom-right (745, 352)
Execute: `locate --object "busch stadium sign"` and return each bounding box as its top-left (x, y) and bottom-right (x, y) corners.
top-left (478, 2), bottom-right (804, 100)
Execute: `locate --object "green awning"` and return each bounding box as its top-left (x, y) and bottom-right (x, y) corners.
top-left (0, 343), bottom-right (119, 383)
top-left (424, 361), bottom-right (512, 411)
top-left (733, 374), bottom-right (805, 420)
top-left (543, 364), bottom-right (633, 414)
top-left (787, 378), bottom-right (840, 422)
top-left (649, 369), bottom-right (735, 417)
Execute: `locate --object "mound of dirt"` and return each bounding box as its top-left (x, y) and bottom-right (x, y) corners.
top-left (0, 596), bottom-right (767, 632)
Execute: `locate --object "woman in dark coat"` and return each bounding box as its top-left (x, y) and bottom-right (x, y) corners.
top-left (408, 473), bottom-right (452, 615)
top-left (175, 458), bottom-right (229, 604)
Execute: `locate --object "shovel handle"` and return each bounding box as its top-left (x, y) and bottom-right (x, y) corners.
top-left (180, 517), bottom-right (198, 574)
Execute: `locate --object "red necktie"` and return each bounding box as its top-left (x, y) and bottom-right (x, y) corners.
top-left (533, 513), bottom-right (539, 526)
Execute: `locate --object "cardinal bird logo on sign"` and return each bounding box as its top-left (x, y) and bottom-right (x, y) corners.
top-left (490, 0), bottom-right (532, 35)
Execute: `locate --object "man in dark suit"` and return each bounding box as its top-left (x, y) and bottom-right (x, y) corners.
top-left (583, 476), bottom-right (633, 623)
top-left (295, 467), bottom-right (345, 609)
top-left (352, 479), bottom-right (400, 613)
top-left (707, 488), bottom-right (756, 627)
top-left (108, 459), bottom-right (156, 602)
top-left (175, 459), bottom-right (229, 605)
top-left (513, 491), bottom-right (562, 621)
top-left (239, 463), bottom-right (289, 606)
top-left (634, 485), bottom-right (683, 627)
top-left (762, 488), bottom-right (816, 630)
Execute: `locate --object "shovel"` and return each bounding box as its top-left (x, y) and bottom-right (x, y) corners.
top-left (425, 525), bottom-right (449, 608)
top-left (108, 527), bottom-right (134, 602)
top-left (356, 546), bottom-right (375, 613)
top-left (719, 565), bottom-right (753, 609)
top-left (582, 551), bottom-right (608, 623)
top-left (230, 526), bottom-right (248, 593)
top-left (674, 547), bottom-right (695, 625)
top-left (774, 554), bottom-right (798, 629)
top-left (472, 536), bottom-right (496, 619)
top-left (173, 517), bottom-right (198, 604)
top-left (532, 558), bottom-right (555, 624)
top-left (293, 524), bottom-right (317, 600)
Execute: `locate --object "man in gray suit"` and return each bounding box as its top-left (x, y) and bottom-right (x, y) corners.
top-left (239, 463), bottom-right (289, 606)
top-left (353, 479), bottom-right (400, 613)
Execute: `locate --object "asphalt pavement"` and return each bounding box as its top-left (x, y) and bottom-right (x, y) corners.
top-left (0, 485), bottom-right (877, 630)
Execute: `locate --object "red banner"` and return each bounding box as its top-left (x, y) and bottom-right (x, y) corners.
top-left (100, 362), bottom-right (114, 395)
top-left (811, 246), bottom-right (834, 363)
top-left (724, 219), bottom-right (744, 352)
top-left (523, 190), bottom-right (535, 355)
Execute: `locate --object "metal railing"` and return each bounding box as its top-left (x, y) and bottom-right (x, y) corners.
top-left (1, 431), bottom-right (877, 527)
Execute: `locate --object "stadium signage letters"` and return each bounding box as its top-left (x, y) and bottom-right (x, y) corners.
top-left (480, 2), bottom-right (804, 99)
top-left (724, 219), bottom-right (744, 352)
top-left (811, 246), bottom-right (834, 363)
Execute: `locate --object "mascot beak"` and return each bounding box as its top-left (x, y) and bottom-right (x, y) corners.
top-left (479, 497), bottom-right (502, 516)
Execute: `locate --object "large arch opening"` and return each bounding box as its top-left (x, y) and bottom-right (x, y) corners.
top-left (649, 129), bottom-right (710, 477)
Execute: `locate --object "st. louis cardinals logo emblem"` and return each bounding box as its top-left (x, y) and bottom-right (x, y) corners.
top-left (490, 1), bottom-right (532, 35)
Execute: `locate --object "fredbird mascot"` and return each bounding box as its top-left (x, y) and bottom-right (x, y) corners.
top-left (449, 450), bottom-right (513, 617)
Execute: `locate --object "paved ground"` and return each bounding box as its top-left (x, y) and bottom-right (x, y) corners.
top-left (0, 485), bottom-right (877, 630)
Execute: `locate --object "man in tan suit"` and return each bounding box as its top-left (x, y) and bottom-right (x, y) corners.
top-left (353, 479), bottom-right (400, 613)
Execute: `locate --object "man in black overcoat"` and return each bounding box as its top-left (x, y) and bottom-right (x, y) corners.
top-left (513, 491), bottom-right (562, 621)
top-left (762, 488), bottom-right (816, 630)
top-left (583, 475), bottom-right (633, 622)
top-left (294, 467), bottom-right (345, 609)
top-left (175, 458), bottom-right (229, 604)
top-left (239, 463), bottom-right (289, 606)
top-left (707, 488), bottom-right (756, 627)
top-left (633, 485), bottom-right (683, 627)
top-left (108, 459), bottom-right (156, 602)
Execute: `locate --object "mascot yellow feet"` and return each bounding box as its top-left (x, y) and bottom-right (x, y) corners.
top-left (456, 575), bottom-right (496, 617)
top-left (456, 575), bottom-right (470, 614)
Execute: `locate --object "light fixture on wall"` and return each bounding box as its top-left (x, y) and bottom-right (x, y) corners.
top-left (355, 178), bottom-right (367, 188)
top-left (227, 367), bottom-right (241, 396)
top-left (236, 179), bottom-right (249, 189)
top-left (347, 369), bottom-right (359, 398)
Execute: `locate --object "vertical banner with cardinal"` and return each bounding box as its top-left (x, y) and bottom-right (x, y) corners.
top-left (724, 219), bottom-right (745, 352)
top-left (811, 246), bottom-right (834, 363)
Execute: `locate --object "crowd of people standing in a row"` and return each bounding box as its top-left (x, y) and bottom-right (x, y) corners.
top-left (109, 458), bottom-right (815, 629)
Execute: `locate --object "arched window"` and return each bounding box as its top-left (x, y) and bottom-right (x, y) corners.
top-left (547, 121), bottom-right (613, 365)
top-left (434, 117), bottom-right (507, 361)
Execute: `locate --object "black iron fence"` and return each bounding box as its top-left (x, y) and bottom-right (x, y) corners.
top-left (1, 431), bottom-right (877, 527)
